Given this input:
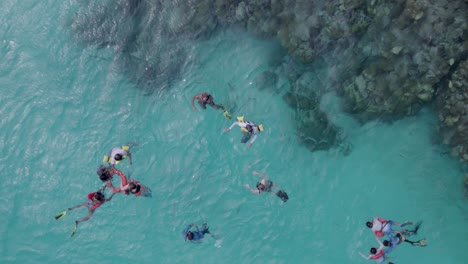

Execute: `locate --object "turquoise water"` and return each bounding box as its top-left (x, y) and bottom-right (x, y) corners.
top-left (0, 1), bottom-right (467, 263)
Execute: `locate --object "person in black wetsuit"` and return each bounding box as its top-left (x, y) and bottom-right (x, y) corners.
top-left (245, 171), bottom-right (288, 202)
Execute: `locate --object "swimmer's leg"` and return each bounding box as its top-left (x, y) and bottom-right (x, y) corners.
top-left (275, 190), bottom-right (289, 202)
top-left (70, 221), bottom-right (78, 237)
top-left (409, 239), bottom-right (427, 247)
top-left (408, 221), bottom-right (422, 236)
top-left (201, 223), bottom-right (210, 235)
top-left (241, 133), bottom-right (251, 143)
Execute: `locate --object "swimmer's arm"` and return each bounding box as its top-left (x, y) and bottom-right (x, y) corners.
top-left (225, 122), bottom-right (240, 132)
top-left (245, 184), bottom-right (260, 195)
top-left (98, 185), bottom-right (107, 193)
top-left (191, 94), bottom-right (202, 110)
top-left (248, 134), bottom-right (258, 147)
top-left (106, 181), bottom-right (121, 193)
top-left (229, 122), bottom-right (240, 130)
top-left (120, 184), bottom-right (130, 192)
top-left (253, 171), bottom-right (267, 181)
top-left (375, 236), bottom-right (384, 250)
top-left (105, 192), bottom-right (117, 202)
top-left (359, 252), bottom-right (371, 260)
top-left (127, 152), bottom-right (133, 166)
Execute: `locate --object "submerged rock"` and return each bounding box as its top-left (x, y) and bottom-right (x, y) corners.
top-left (283, 90), bottom-right (347, 153)
top-left (464, 174), bottom-right (468, 199)
top-left (435, 59), bottom-right (468, 163)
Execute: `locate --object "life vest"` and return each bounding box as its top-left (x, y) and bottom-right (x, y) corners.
top-left (237, 116), bottom-right (264, 133)
top-left (241, 121), bottom-right (256, 133)
top-left (374, 218), bottom-right (388, 237)
top-left (370, 249), bottom-right (385, 260)
top-left (102, 146), bottom-right (130, 164)
top-left (86, 192), bottom-right (104, 210)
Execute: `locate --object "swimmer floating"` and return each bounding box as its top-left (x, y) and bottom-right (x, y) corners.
top-left (191, 91), bottom-right (231, 119)
top-left (224, 116), bottom-right (264, 147)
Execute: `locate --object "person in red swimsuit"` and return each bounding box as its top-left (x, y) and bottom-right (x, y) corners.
top-left (65, 186), bottom-right (116, 237)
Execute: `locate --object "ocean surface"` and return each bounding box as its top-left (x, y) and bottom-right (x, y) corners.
top-left (0, 1), bottom-right (467, 263)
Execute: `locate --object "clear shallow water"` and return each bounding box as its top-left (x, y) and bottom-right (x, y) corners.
top-left (0, 1), bottom-right (467, 263)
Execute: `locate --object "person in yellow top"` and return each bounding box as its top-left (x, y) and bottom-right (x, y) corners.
top-left (224, 116), bottom-right (264, 147)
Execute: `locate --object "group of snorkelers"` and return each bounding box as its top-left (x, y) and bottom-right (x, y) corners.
top-left (360, 217), bottom-right (427, 263)
top-left (183, 92), bottom-right (289, 242)
top-left (193, 92), bottom-right (289, 201)
top-left (55, 144), bottom-right (151, 236)
top-left (55, 91), bottom-right (289, 239)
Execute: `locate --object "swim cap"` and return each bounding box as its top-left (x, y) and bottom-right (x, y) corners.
top-left (237, 116), bottom-right (244, 122)
top-left (258, 124), bottom-right (264, 132)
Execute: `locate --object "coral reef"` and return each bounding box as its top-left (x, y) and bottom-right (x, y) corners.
top-left (283, 91), bottom-right (346, 153)
top-left (435, 59), bottom-right (468, 162)
top-left (68, 0), bottom-right (468, 161)
top-left (464, 174), bottom-right (468, 198)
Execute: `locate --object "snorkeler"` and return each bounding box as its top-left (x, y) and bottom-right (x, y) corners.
top-left (366, 217), bottom-right (413, 238)
top-left (383, 222), bottom-right (427, 253)
top-left (224, 116), bottom-right (264, 147)
top-left (191, 92), bottom-right (231, 119)
top-left (359, 237), bottom-right (394, 264)
top-left (245, 171), bottom-right (288, 202)
top-left (121, 179), bottom-right (152, 198)
top-left (103, 145), bottom-right (133, 169)
top-left (55, 186), bottom-right (116, 237)
top-left (182, 223), bottom-right (211, 242)
top-left (96, 165), bottom-right (128, 193)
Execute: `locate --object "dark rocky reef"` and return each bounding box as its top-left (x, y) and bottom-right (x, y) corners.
top-left (227, 0), bottom-right (468, 161)
top-left (68, 0), bottom-right (468, 161)
top-left (435, 59), bottom-right (468, 162)
top-left (69, 0), bottom-right (219, 92)
top-left (464, 174), bottom-right (468, 198)
top-left (283, 90), bottom-right (349, 154)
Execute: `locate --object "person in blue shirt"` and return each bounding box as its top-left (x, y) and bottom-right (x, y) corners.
top-left (182, 223), bottom-right (210, 242)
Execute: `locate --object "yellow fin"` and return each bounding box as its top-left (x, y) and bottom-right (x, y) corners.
top-left (122, 145), bottom-right (129, 151)
top-left (103, 155), bottom-right (110, 163)
top-left (223, 110), bottom-right (232, 119)
top-left (237, 116), bottom-right (244, 122)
